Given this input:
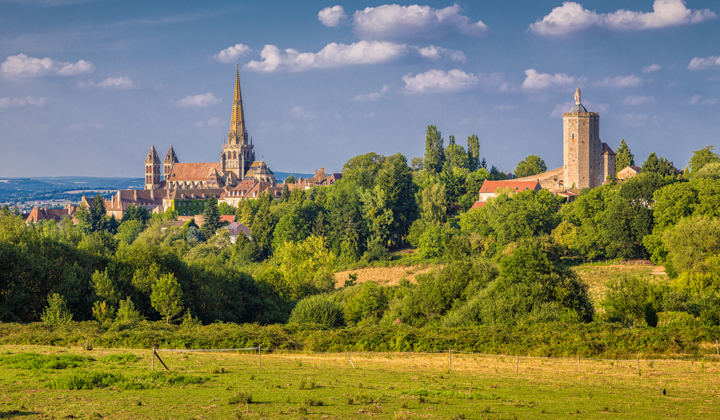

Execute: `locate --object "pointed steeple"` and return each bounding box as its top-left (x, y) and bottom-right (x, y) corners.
top-left (164, 145), bottom-right (178, 164)
top-left (145, 145), bottom-right (160, 164)
top-left (229, 62), bottom-right (247, 144)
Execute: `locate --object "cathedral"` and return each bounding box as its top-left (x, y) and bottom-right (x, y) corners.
top-left (143, 64), bottom-right (275, 191)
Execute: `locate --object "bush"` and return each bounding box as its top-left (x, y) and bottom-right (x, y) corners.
top-left (228, 391), bottom-right (253, 405)
top-left (41, 294), bottom-right (73, 326)
top-left (362, 237), bottom-right (390, 262)
top-left (288, 295), bottom-right (345, 328)
top-left (417, 225), bottom-right (451, 258)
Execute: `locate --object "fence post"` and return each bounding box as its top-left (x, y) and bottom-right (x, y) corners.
top-left (717, 339), bottom-right (719, 355)
top-left (637, 355), bottom-right (640, 375)
top-left (448, 349), bottom-right (452, 372)
top-left (347, 352), bottom-right (355, 369)
top-left (577, 355), bottom-right (580, 373)
top-left (258, 345), bottom-right (262, 367)
top-left (515, 355), bottom-right (519, 374)
top-left (151, 347), bottom-right (155, 370)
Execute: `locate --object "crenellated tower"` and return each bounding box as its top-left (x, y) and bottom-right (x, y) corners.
top-left (222, 63), bottom-right (255, 180)
top-left (163, 146), bottom-right (179, 180)
top-left (144, 145), bottom-right (162, 190)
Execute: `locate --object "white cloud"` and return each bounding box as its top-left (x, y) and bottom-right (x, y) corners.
top-left (245, 41), bottom-right (407, 72)
top-left (352, 3), bottom-right (490, 40)
top-left (522, 69), bottom-right (580, 90)
top-left (625, 95), bottom-right (654, 105)
top-left (402, 69), bottom-right (478, 93)
top-left (530, 0), bottom-right (716, 36)
top-left (689, 94), bottom-right (718, 105)
top-left (318, 5), bottom-right (347, 27)
top-left (78, 76), bottom-right (135, 89)
top-left (642, 63), bottom-right (662, 73)
top-left (193, 117), bottom-right (224, 127)
top-left (551, 100), bottom-right (608, 117)
top-left (0, 95), bottom-right (47, 108)
top-left (594, 75), bottom-right (644, 88)
top-left (213, 44), bottom-right (252, 63)
top-left (291, 106), bottom-right (317, 119)
top-left (1, 53), bottom-right (94, 77)
top-left (353, 84), bottom-right (391, 102)
top-left (688, 55), bottom-right (720, 70)
top-left (177, 92), bottom-right (220, 107)
top-left (618, 112), bottom-right (658, 126)
top-left (414, 45), bottom-right (466, 63)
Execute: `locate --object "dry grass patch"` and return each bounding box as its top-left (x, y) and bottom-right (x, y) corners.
top-left (334, 265), bottom-right (441, 288)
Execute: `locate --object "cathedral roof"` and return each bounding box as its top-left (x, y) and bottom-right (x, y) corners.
top-left (167, 162), bottom-right (223, 182)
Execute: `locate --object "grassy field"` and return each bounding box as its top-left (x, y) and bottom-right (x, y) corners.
top-left (1, 345), bottom-right (718, 419)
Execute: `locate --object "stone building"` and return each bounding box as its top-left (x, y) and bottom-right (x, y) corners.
top-left (144, 64), bottom-right (268, 192)
top-left (291, 167), bottom-right (342, 190)
top-left (562, 87), bottom-right (615, 189)
top-left (515, 88), bottom-right (616, 192)
top-left (617, 165), bottom-right (642, 181)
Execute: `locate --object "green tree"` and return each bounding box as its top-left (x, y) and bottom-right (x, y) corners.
top-left (421, 181), bottom-right (447, 224)
top-left (284, 174), bottom-right (297, 184)
top-left (514, 155), bottom-right (547, 178)
top-left (342, 152), bottom-right (385, 189)
top-left (467, 134), bottom-right (481, 172)
top-left (150, 273), bottom-right (184, 324)
top-left (423, 125), bottom-right (444, 175)
top-left (642, 152), bottom-right (675, 176)
top-left (251, 192), bottom-right (278, 258)
top-left (116, 220), bottom-right (144, 245)
top-left (376, 153), bottom-right (418, 244)
top-left (121, 204), bottom-right (150, 225)
top-left (41, 293), bottom-right (73, 325)
top-left (217, 202), bottom-right (236, 216)
top-left (276, 235), bottom-right (336, 300)
top-left (360, 185), bottom-right (394, 246)
top-left (288, 294), bottom-right (344, 327)
top-left (115, 297), bottom-right (144, 323)
top-left (272, 200), bottom-right (320, 250)
top-left (614, 139), bottom-right (635, 175)
top-left (280, 182), bottom-right (291, 202)
top-left (410, 157), bottom-right (424, 172)
top-left (695, 162), bottom-right (720, 179)
top-left (662, 216), bottom-right (720, 275)
top-left (91, 269), bottom-right (119, 305)
top-left (688, 145), bottom-right (720, 177)
top-left (602, 275), bottom-right (656, 325)
top-left (200, 194), bottom-right (221, 239)
top-left (444, 135), bottom-right (469, 171)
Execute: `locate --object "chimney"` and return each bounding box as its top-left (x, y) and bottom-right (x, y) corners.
top-left (151, 189), bottom-right (155, 201)
top-left (133, 190), bottom-right (138, 201)
top-left (321, 167), bottom-right (325, 174)
top-left (315, 169), bottom-right (318, 175)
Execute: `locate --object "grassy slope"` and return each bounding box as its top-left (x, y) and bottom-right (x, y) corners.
top-left (0, 345), bottom-right (717, 419)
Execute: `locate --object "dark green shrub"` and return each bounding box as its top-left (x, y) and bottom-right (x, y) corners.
top-left (288, 295), bottom-right (345, 328)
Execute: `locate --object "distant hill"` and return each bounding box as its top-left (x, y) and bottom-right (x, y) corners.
top-left (0, 173), bottom-right (315, 206)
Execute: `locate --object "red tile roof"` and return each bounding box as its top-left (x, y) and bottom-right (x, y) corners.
top-left (219, 215), bottom-right (235, 223)
top-left (479, 180), bottom-right (541, 194)
top-left (470, 201), bottom-right (486, 210)
top-left (167, 162), bottom-right (223, 182)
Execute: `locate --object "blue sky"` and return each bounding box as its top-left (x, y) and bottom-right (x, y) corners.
top-left (0, 0), bottom-right (718, 177)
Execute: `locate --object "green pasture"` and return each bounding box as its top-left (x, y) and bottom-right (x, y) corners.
top-left (0, 345), bottom-right (718, 419)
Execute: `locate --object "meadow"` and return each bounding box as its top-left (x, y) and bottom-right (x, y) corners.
top-left (1, 344), bottom-right (718, 419)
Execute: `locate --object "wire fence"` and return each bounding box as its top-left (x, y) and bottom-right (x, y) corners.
top-left (150, 345), bottom-right (720, 376)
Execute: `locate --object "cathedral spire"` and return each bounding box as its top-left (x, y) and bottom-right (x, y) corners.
top-left (229, 62), bottom-right (247, 144)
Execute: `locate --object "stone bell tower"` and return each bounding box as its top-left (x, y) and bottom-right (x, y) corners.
top-left (221, 63), bottom-right (256, 180)
top-left (563, 87), bottom-right (609, 189)
top-left (144, 145), bottom-right (162, 190)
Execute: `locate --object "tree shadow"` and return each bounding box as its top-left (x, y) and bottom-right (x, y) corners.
top-left (0, 411), bottom-right (40, 418)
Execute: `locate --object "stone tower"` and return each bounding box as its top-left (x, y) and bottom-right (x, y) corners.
top-left (563, 88), bottom-right (615, 189)
top-left (144, 145), bottom-right (162, 190)
top-left (163, 146), bottom-right (179, 180)
top-left (222, 63), bottom-right (255, 180)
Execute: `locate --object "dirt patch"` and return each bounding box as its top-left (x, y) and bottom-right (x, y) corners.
top-left (334, 264), bottom-right (441, 288)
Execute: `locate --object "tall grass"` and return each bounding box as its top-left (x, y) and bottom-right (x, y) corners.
top-left (0, 320), bottom-right (717, 358)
